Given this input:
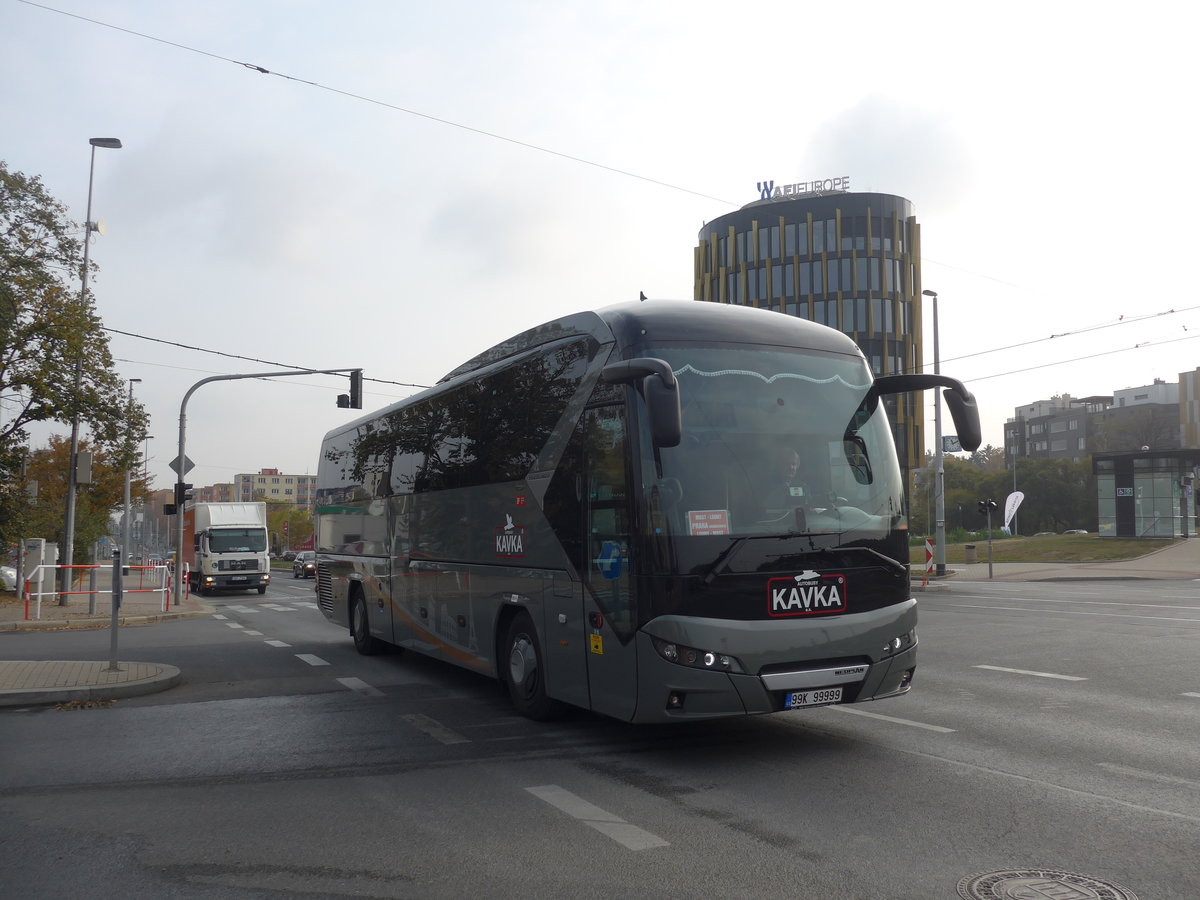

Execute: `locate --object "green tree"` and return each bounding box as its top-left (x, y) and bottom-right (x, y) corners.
top-left (1010, 457), bottom-right (1095, 533)
top-left (0, 160), bottom-right (148, 552)
top-left (265, 500), bottom-right (313, 551)
top-left (19, 434), bottom-right (150, 570)
top-left (968, 444), bottom-right (1007, 472)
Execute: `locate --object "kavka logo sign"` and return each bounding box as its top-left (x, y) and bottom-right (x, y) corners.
top-left (767, 569), bottom-right (847, 617)
top-left (494, 514), bottom-right (525, 558)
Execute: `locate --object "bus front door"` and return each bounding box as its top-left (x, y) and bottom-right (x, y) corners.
top-left (581, 406), bottom-right (639, 721)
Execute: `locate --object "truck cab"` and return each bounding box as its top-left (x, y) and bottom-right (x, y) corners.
top-left (184, 502), bottom-right (271, 596)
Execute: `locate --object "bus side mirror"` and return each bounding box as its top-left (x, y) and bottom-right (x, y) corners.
top-left (861, 374), bottom-right (982, 453)
top-left (942, 387), bottom-right (981, 453)
top-left (601, 357), bottom-right (682, 448)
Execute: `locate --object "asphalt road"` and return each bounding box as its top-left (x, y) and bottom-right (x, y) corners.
top-left (0, 578), bottom-right (1195, 899)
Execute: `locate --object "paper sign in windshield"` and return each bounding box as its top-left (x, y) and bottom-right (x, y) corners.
top-left (688, 510), bottom-right (730, 536)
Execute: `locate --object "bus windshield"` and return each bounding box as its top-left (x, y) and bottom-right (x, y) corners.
top-left (638, 343), bottom-right (907, 558)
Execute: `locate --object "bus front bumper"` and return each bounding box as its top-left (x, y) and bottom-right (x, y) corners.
top-left (632, 620), bottom-right (917, 723)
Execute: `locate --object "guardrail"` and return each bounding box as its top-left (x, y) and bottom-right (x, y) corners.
top-left (20, 564), bottom-right (179, 621)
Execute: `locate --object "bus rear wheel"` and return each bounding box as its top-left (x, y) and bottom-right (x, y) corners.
top-left (504, 613), bottom-right (563, 721)
top-left (350, 593), bottom-right (382, 656)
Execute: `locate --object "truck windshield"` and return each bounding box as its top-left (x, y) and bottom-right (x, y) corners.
top-left (637, 343), bottom-right (907, 570)
top-left (208, 528), bottom-right (267, 553)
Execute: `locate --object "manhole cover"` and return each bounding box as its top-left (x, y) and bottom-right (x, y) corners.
top-left (957, 869), bottom-right (1138, 900)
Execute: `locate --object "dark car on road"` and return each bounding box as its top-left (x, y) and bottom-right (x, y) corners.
top-left (292, 550), bottom-right (316, 578)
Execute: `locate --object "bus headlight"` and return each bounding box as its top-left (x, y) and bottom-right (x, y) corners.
top-left (882, 628), bottom-right (916, 657)
top-left (651, 637), bottom-right (744, 673)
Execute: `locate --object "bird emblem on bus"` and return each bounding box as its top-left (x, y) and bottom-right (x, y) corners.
top-left (495, 514), bottom-right (525, 558)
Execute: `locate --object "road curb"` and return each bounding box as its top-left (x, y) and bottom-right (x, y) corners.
top-left (0, 608), bottom-right (212, 633)
top-left (0, 662), bottom-right (182, 707)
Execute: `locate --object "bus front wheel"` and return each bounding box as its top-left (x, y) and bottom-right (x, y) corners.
top-left (350, 593), bottom-right (382, 656)
top-left (504, 613), bottom-right (562, 721)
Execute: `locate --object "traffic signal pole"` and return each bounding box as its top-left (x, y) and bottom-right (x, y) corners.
top-left (170, 367), bottom-right (362, 609)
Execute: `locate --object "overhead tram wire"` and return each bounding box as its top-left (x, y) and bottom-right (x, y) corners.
top-left (19, 0), bottom-right (735, 208)
top-left (966, 330), bottom-right (1200, 383)
top-left (104, 326), bottom-right (431, 390)
top-left (936, 303), bottom-right (1200, 367)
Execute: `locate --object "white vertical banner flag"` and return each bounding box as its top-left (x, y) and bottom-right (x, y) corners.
top-left (1004, 491), bottom-right (1025, 529)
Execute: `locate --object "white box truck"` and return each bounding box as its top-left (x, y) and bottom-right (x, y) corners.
top-left (183, 502), bottom-right (271, 596)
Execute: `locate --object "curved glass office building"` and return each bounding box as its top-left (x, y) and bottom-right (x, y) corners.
top-left (693, 190), bottom-right (927, 471)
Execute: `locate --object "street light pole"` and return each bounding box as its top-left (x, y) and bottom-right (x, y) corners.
top-left (922, 288), bottom-right (947, 577)
top-left (61, 137), bottom-right (122, 604)
top-left (141, 435), bottom-right (154, 560)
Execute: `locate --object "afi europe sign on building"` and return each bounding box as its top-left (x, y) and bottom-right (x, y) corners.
top-left (757, 176), bottom-right (850, 201)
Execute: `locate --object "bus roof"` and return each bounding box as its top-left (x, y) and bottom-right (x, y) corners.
top-left (440, 300), bottom-right (863, 383)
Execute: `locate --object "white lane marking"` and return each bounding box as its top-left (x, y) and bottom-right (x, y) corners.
top-left (1098, 762), bottom-right (1200, 790)
top-left (264, 640), bottom-right (291, 648)
top-left (295, 654), bottom-right (330, 666)
top-left (224, 622), bottom-right (245, 630)
top-left (263, 604), bottom-right (298, 611)
top-left (337, 677), bottom-right (384, 697)
top-left (211, 614), bottom-right (227, 620)
top-left (947, 604), bottom-right (1200, 624)
top-left (958, 595), bottom-right (1200, 612)
top-left (526, 785), bottom-right (669, 851)
top-left (827, 706), bottom-right (956, 733)
top-left (226, 605), bottom-right (257, 613)
top-left (1184, 692), bottom-right (1200, 699)
top-left (296, 602), bottom-right (318, 609)
top-left (974, 664), bottom-right (1087, 681)
top-left (243, 630), bottom-right (263, 636)
top-left (402, 713), bottom-right (470, 745)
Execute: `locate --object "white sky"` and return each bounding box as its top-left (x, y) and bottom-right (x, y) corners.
top-left (5, 0), bottom-right (1199, 491)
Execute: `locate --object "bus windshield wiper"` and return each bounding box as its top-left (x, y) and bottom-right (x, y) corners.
top-left (702, 537), bottom-right (750, 584)
top-left (705, 538), bottom-right (909, 582)
top-left (764, 543), bottom-right (908, 575)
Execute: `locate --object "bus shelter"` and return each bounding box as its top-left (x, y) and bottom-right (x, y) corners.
top-left (1094, 450), bottom-right (1200, 538)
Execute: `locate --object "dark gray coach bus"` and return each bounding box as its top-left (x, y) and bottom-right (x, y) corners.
top-left (315, 301), bottom-right (980, 723)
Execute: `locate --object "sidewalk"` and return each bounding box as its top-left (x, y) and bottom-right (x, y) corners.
top-left (0, 581), bottom-right (211, 707)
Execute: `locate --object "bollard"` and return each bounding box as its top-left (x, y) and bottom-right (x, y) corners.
top-left (107, 549), bottom-right (123, 673)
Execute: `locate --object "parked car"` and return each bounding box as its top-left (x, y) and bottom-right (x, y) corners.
top-left (292, 550), bottom-right (316, 578)
top-left (1062, 529), bottom-right (1089, 534)
top-left (281, 551), bottom-right (297, 562)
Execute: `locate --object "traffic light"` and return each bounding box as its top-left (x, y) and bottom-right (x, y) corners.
top-left (175, 482), bottom-right (193, 508)
top-left (977, 498), bottom-right (998, 515)
top-left (338, 370), bottom-right (364, 409)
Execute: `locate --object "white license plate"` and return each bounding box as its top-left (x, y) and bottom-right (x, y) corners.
top-left (229, 576), bottom-right (247, 582)
top-left (785, 687), bottom-right (842, 709)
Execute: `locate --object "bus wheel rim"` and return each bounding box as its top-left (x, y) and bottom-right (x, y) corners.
top-left (509, 635), bottom-right (537, 691)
